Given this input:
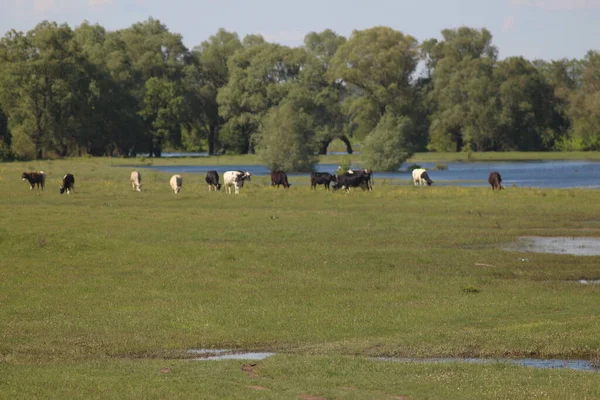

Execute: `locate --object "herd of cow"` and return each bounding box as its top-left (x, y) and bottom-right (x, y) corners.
top-left (21, 168), bottom-right (505, 194)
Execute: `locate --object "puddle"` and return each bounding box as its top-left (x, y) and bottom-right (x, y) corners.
top-left (187, 349), bottom-right (598, 371)
top-left (375, 357), bottom-right (599, 372)
top-left (507, 236), bottom-right (600, 256)
top-left (188, 349), bottom-right (275, 361)
top-left (579, 279), bottom-right (600, 285)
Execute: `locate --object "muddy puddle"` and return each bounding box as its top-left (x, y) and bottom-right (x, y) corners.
top-left (188, 349), bottom-right (274, 361)
top-left (375, 357), bottom-right (599, 372)
top-left (507, 236), bottom-right (600, 256)
top-left (188, 350), bottom-right (598, 372)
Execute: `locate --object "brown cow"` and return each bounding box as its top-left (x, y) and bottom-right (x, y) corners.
top-left (489, 171), bottom-right (503, 190)
top-left (22, 171), bottom-right (45, 191)
top-left (271, 171), bottom-right (290, 188)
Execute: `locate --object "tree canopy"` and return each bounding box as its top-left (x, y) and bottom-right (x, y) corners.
top-left (0, 20), bottom-right (596, 163)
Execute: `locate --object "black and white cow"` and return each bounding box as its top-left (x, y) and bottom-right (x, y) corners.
top-left (412, 168), bottom-right (433, 186)
top-left (347, 169), bottom-right (374, 191)
top-left (310, 172), bottom-right (337, 190)
top-left (22, 171), bottom-right (45, 191)
top-left (59, 174), bottom-right (75, 194)
top-left (205, 171), bottom-right (221, 191)
top-left (223, 171), bottom-right (252, 194)
top-left (334, 172), bottom-right (371, 192)
top-left (271, 171), bottom-right (290, 188)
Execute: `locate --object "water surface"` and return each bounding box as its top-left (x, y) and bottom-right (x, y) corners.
top-left (136, 160), bottom-right (600, 189)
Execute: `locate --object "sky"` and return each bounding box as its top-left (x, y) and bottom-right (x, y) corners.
top-left (0, 0), bottom-right (599, 61)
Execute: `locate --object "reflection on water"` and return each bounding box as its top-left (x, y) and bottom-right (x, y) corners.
top-left (187, 349), bottom-right (599, 371)
top-left (507, 237), bottom-right (600, 256)
top-left (134, 160), bottom-right (600, 189)
top-left (375, 357), bottom-right (599, 372)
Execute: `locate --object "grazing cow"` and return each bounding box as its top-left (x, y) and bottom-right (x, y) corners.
top-left (489, 171), bottom-right (504, 190)
top-left (271, 171), bottom-right (290, 188)
top-left (170, 174), bottom-right (182, 193)
top-left (22, 171), bottom-right (45, 191)
top-left (333, 172), bottom-right (371, 192)
top-left (310, 172), bottom-right (337, 190)
top-left (412, 168), bottom-right (433, 186)
top-left (205, 171), bottom-right (221, 191)
top-left (223, 171), bottom-right (252, 194)
top-left (347, 169), bottom-right (374, 191)
top-left (130, 171), bottom-right (142, 192)
top-left (59, 174), bottom-right (75, 194)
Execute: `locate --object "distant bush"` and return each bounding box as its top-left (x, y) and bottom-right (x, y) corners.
top-left (434, 163), bottom-right (448, 170)
top-left (406, 164), bottom-right (422, 172)
top-left (338, 155), bottom-right (352, 173)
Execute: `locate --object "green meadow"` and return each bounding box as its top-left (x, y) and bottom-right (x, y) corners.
top-left (2, 156), bottom-right (600, 399)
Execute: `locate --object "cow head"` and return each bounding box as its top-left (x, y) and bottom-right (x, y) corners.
top-left (59, 185), bottom-right (66, 194)
top-left (216, 183), bottom-right (222, 191)
top-left (21, 172), bottom-right (28, 181)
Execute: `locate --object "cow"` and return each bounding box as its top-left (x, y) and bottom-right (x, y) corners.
top-left (223, 171), bottom-right (252, 194)
top-left (130, 171), bottom-right (142, 192)
top-left (271, 171), bottom-right (290, 188)
top-left (412, 168), bottom-right (433, 186)
top-left (205, 171), bottom-right (221, 191)
top-left (333, 172), bottom-right (371, 193)
top-left (22, 171), bottom-right (45, 191)
top-left (170, 174), bottom-right (182, 193)
top-left (489, 171), bottom-right (504, 190)
top-left (310, 172), bottom-right (337, 191)
top-left (347, 169), bottom-right (374, 191)
top-left (59, 174), bottom-right (75, 194)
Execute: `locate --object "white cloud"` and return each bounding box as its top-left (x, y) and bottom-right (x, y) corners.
top-left (503, 15), bottom-right (516, 31)
top-left (510, 0), bottom-right (600, 9)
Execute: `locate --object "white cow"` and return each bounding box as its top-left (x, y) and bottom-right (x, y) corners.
top-left (223, 171), bottom-right (252, 194)
top-left (130, 171), bottom-right (142, 192)
top-left (412, 168), bottom-right (433, 186)
top-left (170, 174), bottom-right (182, 193)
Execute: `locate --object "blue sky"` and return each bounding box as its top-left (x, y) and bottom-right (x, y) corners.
top-left (1, 0), bottom-right (598, 60)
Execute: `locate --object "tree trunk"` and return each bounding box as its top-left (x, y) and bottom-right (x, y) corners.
top-left (318, 139), bottom-right (331, 155)
top-left (208, 124), bottom-right (216, 155)
top-left (339, 135), bottom-right (353, 154)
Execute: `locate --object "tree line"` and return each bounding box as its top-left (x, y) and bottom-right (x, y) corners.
top-left (0, 19), bottom-right (598, 170)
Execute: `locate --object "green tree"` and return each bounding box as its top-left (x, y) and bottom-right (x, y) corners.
top-left (217, 42), bottom-right (307, 153)
top-left (188, 29), bottom-right (242, 154)
top-left (569, 51), bottom-right (600, 149)
top-left (494, 56), bottom-right (563, 150)
top-left (329, 26), bottom-right (419, 117)
top-left (427, 27), bottom-right (499, 152)
top-left (301, 29), bottom-right (353, 154)
top-left (0, 22), bottom-right (93, 158)
top-left (138, 78), bottom-right (186, 157)
top-left (361, 110), bottom-right (414, 171)
top-left (255, 102), bottom-right (317, 172)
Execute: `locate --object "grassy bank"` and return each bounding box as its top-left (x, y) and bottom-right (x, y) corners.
top-left (2, 158), bottom-right (600, 398)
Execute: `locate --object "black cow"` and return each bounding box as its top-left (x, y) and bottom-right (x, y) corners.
top-left (59, 174), bottom-right (75, 194)
top-left (271, 171), bottom-right (290, 188)
top-left (489, 171), bottom-right (503, 190)
top-left (205, 170), bottom-right (221, 191)
top-left (333, 173), bottom-right (371, 192)
top-left (310, 172), bottom-right (337, 190)
top-left (22, 171), bottom-right (45, 191)
top-left (345, 169), bottom-right (374, 191)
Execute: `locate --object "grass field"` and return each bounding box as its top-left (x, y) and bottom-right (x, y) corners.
top-left (2, 157), bottom-right (600, 399)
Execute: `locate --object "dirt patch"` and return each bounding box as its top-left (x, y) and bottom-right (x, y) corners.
top-left (300, 396), bottom-right (327, 400)
top-left (242, 363), bottom-right (260, 378)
